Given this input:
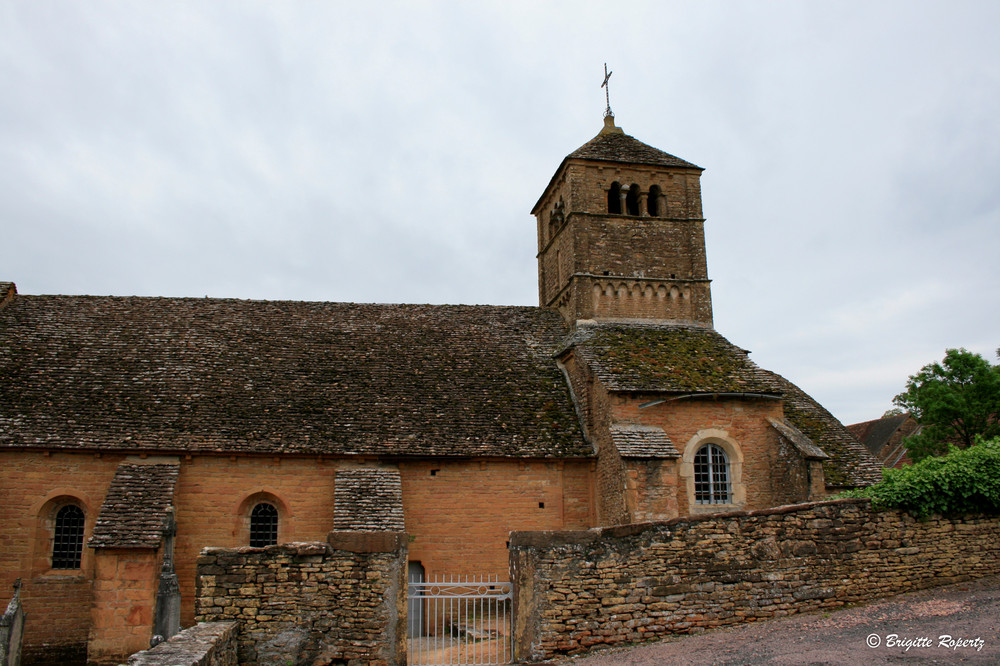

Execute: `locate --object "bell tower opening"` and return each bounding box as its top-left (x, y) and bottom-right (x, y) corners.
top-left (531, 115), bottom-right (713, 329)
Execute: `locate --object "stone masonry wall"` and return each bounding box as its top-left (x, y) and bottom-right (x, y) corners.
top-left (194, 533), bottom-right (406, 666)
top-left (510, 499), bottom-right (1000, 662)
top-left (126, 622), bottom-right (238, 666)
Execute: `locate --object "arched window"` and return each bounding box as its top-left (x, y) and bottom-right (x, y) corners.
top-left (694, 443), bottom-right (731, 504)
top-left (607, 182), bottom-right (622, 214)
top-left (625, 184), bottom-right (641, 216)
top-left (647, 185), bottom-right (662, 217)
top-left (52, 504), bottom-right (85, 569)
top-left (249, 502), bottom-right (278, 547)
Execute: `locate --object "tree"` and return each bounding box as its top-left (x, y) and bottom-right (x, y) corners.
top-left (839, 437), bottom-right (1000, 518)
top-left (893, 348), bottom-right (1000, 460)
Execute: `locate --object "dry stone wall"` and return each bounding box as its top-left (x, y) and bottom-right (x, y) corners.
top-left (510, 499), bottom-right (1000, 662)
top-left (194, 533), bottom-right (406, 666)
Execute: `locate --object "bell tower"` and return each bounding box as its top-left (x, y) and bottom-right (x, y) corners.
top-left (532, 114), bottom-right (713, 328)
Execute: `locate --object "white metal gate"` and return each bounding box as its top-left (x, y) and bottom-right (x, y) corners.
top-left (406, 575), bottom-right (512, 665)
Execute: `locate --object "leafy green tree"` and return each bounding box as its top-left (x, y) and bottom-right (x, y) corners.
top-left (839, 438), bottom-right (1000, 518)
top-left (893, 348), bottom-right (1000, 460)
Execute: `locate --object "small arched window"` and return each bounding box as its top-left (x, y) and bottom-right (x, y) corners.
top-left (694, 443), bottom-right (731, 504)
top-left (52, 504), bottom-right (85, 569)
top-left (249, 502), bottom-right (278, 547)
top-left (626, 184), bottom-right (641, 216)
top-left (607, 182), bottom-right (622, 214)
top-left (647, 185), bottom-right (662, 217)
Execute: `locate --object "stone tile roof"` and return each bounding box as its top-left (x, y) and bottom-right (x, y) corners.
top-left (532, 121), bottom-right (702, 214)
top-left (333, 468), bottom-right (404, 531)
top-left (565, 322), bottom-right (777, 395)
top-left (0, 296), bottom-right (590, 458)
top-left (564, 322), bottom-right (881, 487)
top-left (567, 128), bottom-right (702, 170)
top-left (88, 461), bottom-right (179, 549)
top-left (768, 417), bottom-right (829, 460)
top-left (756, 371), bottom-right (882, 487)
top-left (609, 424), bottom-right (679, 458)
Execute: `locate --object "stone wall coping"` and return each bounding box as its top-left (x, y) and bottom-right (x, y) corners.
top-left (126, 621), bottom-right (238, 665)
top-left (198, 542), bottom-right (329, 560)
top-left (509, 498), bottom-right (872, 549)
top-left (327, 530), bottom-right (407, 553)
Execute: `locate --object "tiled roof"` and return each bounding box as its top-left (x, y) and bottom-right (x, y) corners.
top-left (565, 322), bottom-right (881, 487)
top-left (769, 417), bottom-right (829, 460)
top-left (847, 414), bottom-right (911, 456)
top-left (565, 322), bottom-right (777, 394)
top-left (333, 467), bottom-right (405, 531)
top-left (757, 372), bottom-right (882, 487)
top-left (567, 128), bottom-right (701, 170)
top-left (609, 424), bottom-right (679, 458)
top-left (531, 120), bottom-right (701, 214)
top-left (88, 461), bottom-right (179, 549)
top-left (0, 296), bottom-right (590, 458)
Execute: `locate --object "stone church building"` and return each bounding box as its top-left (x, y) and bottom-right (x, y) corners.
top-left (0, 114), bottom-right (880, 663)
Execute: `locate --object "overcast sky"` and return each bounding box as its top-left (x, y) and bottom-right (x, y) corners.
top-left (2, 1), bottom-right (998, 427)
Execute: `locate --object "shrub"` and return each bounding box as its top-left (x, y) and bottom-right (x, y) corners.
top-left (839, 437), bottom-right (1000, 518)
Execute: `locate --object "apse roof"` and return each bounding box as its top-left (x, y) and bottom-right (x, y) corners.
top-left (564, 321), bottom-right (882, 487)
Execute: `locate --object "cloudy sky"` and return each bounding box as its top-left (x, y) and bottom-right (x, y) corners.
top-left (2, 1), bottom-right (998, 426)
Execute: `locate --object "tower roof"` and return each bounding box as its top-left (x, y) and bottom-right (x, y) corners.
top-left (532, 116), bottom-right (701, 214)
top-left (566, 116), bottom-right (702, 170)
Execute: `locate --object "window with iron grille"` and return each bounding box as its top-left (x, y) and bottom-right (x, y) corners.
top-left (52, 504), bottom-right (85, 569)
top-left (249, 502), bottom-right (278, 547)
top-left (694, 443), bottom-right (731, 504)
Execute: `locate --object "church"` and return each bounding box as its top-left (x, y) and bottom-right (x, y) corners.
top-left (0, 113), bottom-right (881, 664)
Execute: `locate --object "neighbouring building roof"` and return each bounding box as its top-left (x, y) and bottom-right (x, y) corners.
top-left (0, 295), bottom-right (590, 458)
top-left (609, 423), bottom-right (679, 459)
top-left (847, 413), bottom-right (917, 468)
top-left (333, 467), bottom-right (405, 531)
top-left (88, 461), bottom-right (179, 549)
top-left (564, 322), bottom-right (882, 487)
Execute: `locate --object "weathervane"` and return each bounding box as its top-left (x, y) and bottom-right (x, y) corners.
top-left (601, 63), bottom-right (614, 118)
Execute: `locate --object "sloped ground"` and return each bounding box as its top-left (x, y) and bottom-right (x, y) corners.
top-left (559, 575), bottom-right (1000, 665)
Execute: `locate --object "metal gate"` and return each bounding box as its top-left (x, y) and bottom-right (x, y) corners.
top-left (406, 574), bottom-right (512, 665)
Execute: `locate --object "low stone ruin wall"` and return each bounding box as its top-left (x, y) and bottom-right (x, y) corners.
top-left (510, 499), bottom-right (1000, 662)
top-left (125, 622), bottom-right (238, 666)
top-left (194, 533), bottom-right (406, 666)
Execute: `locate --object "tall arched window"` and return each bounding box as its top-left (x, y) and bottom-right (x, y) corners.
top-left (52, 504), bottom-right (85, 569)
top-left (249, 502), bottom-right (278, 547)
top-left (626, 184), bottom-right (641, 216)
top-left (694, 443), bottom-right (731, 504)
top-left (647, 185), bottom-right (662, 217)
top-left (607, 182), bottom-right (622, 214)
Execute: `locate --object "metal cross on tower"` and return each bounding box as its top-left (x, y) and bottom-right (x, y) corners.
top-left (601, 63), bottom-right (614, 118)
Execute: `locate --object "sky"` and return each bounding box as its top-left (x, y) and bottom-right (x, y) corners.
top-left (2, 1), bottom-right (998, 427)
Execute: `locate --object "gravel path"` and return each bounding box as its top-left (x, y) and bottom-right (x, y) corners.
top-left (555, 576), bottom-right (1000, 665)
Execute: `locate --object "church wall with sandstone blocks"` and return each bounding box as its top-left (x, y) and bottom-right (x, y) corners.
top-left (0, 449), bottom-right (598, 659)
top-left (400, 458), bottom-right (595, 580)
top-left (0, 450), bottom-right (119, 663)
top-left (535, 162), bottom-right (704, 225)
top-left (611, 396), bottom-right (789, 517)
